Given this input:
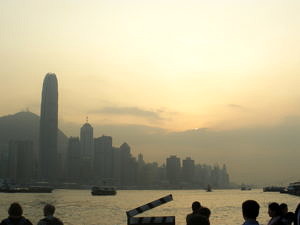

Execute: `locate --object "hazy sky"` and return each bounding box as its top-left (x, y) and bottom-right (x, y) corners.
top-left (1, 0), bottom-right (300, 184)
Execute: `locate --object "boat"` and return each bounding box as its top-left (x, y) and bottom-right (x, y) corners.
top-left (91, 186), bottom-right (117, 196)
top-left (206, 184), bottom-right (212, 192)
top-left (241, 184), bottom-right (251, 191)
top-left (0, 186), bottom-right (53, 193)
top-left (263, 186), bottom-right (285, 192)
top-left (286, 182), bottom-right (300, 196)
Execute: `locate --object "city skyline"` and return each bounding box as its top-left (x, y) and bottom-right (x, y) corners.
top-left (0, 0), bottom-right (300, 185)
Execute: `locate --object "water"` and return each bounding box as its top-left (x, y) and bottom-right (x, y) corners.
top-left (0, 189), bottom-right (298, 225)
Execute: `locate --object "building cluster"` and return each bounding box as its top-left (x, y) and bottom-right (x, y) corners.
top-left (65, 123), bottom-right (230, 188)
top-left (0, 73), bottom-right (230, 188)
top-left (66, 122), bottom-right (138, 186)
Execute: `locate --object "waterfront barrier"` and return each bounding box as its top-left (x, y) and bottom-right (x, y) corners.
top-left (126, 194), bottom-right (175, 225)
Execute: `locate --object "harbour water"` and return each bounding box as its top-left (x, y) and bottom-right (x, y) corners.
top-left (0, 189), bottom-right (298, 225)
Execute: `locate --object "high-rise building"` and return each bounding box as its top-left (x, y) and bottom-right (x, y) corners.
top-left (80, 121), bottom-right (94, 181)
top-left (182, 157), bottom-right (195, 183)
top-left (8, 140), bottom-right (34, 183)
top-left (94, 136), bottom-right (113, 181)
top-left (39, 73), bottom-right (58, 182)
top-left (67, 137), bottom-right (81, 182)
top-left (80, 120), bottom-right (94, 158)
top-left (166, 155), bottom-right (181, 185)
top-left (120, 143), bottom-right (133, 186)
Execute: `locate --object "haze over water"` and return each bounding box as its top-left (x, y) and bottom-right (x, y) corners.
top-left (0, 190), bottom-right (298, 225)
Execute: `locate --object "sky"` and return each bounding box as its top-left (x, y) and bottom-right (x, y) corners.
top-left (1, 0), bottom-right (300, 184)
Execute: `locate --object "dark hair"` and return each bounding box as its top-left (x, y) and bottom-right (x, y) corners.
top-left (242, 200), bottom-right (260, 219)
top-left (192, 201), bottom-right (201, 212)
top-left (280, 203), bottom-right (288, 211)
top-left (44, 204), bottom-right (55, 216)
top-left (8, 203), bottom-right (23, 217)
top-left (269, 202), bottom-right (281, 216)
top-left (199, 207), bottom-right (211, 218)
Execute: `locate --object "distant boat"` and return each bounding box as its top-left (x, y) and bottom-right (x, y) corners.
top-left (241, 185), bottom-right (251, 191)
top-left (0, 186), bottom-right (53, 193)
top-left (206, 185), bottom-right (212, 192)
top-left (286, 182), bottom-right (300, 196)
top-left (91, 186), bottom-right (117, 196)
top-left (263, 186), bottom-right (285, 192)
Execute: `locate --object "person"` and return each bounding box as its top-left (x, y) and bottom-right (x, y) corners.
top-left (37, 204), bottom-right (63, 225)
top-left (268, 202), bottom-right (283, 225)
top-left (279, 203), bottom-right (294, 225)
top-left (186, 201), bottom-right (201, 225)
top-left (199, 207), bottom-right (211, 219)
top-left (295, 203), bottom-right (300, 225)
top-left (242, 200), bottom-right (260, 225)
top-left (189, 214), bottom-right (210, 225)
top-left (0, 202), bottom-right (33, 225)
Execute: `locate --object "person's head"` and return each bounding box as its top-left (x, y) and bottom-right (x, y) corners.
top-left (242, 200), bottom-right (260, 220)
top-left (199, 207), bottom-right (211, 219)
top-left (8, 203), bottom-right (23, 218)
top-left (43, 204), bottom-right (55, 217)
top-left (192, 201), bottom-right (201, 213)
top-left (280, 203), bottom-right (288, 215)
top-left (268, 202), bottom-right (281, 217)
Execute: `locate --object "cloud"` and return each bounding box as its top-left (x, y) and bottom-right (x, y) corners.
top-left (91, 106), bottom-right (163, 120)
top-left (227, 104), bottom-right (245, 110)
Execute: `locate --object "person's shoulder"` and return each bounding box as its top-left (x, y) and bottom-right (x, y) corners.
top-left (37, 219), bottom-right (47, 225)
top-left (243, 221), bottom-right (260, 225)
top-left (53, 217), bottom-right (63, 225)
top-left (23, 218), bottom-right (33, 225)
top-left (190, 214), bottom-right (209, 225)
top-left (0, 218), bottom-right (10, 225)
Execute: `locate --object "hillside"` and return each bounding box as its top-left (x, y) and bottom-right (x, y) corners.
top-left (0, 111), bottom-right (68, 155)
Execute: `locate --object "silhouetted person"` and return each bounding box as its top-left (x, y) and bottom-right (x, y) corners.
top-left (295, 204), bottom-right (300, 225)
top-left (279, 203), bottom-right (294, 225)
top-left (189, 214), bottom-right (210, 225)
top-left (199, 207), bottom-right (211, 219)
top-left (268, 202), bottom-right (283, 225)
top-left (186, 201), bottom-right (201, 225)
top-left (280, 204), bottom-right (288, 216)
top-left (242, 200), bottom-right (260, 225)
top-left (0, 203), bottom-right (32, 225)
top-left (37, 204), bottom-right (63, 225)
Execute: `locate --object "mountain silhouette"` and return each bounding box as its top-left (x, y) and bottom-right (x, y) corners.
top-left (0, 111), bottom-right (68, 155)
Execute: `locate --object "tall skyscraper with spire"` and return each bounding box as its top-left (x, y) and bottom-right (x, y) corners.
top-left (80, 117), bottom-right (94, 159)
top-left (39, 73), bottom-right (58, 182)
top-left (80, 118), bottom-right (94, 181)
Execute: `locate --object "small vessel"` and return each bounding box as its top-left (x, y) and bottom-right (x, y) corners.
top-left (91, 186), bottom-right (117, 196)
top-left (0, 186), bottom-right (53, 193)
top-left (241, 184), bottom-right (251, 191)
top-left (206, 184), bottom-right (212, 192)
top-left (263, 186), bottom-right (285, 192)
top-left (287, 182), bottom-right (300, 196)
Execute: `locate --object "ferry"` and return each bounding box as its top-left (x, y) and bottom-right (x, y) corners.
top-left (91, 186), bottom-right (117, 196)
top-left (287, 182), bottom-right (300, 196)
top-left (263, 186), bottom-right (285, 192)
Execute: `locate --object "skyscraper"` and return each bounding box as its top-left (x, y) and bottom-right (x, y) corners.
top-left (39, 73), bottom-right (58, 182)
top-left (80, 120), bottom-right (94, 181)
top-left (8, 140), bottom-right (34, 183)
top-left (80, 120), bottom-right (94, 158)
top-left (166, 155), bottom-right (181, 185)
